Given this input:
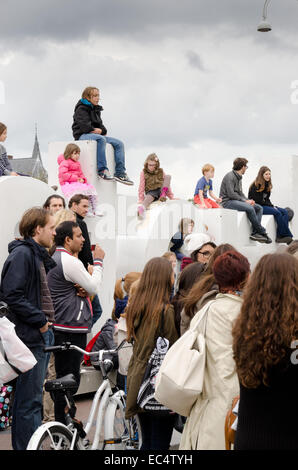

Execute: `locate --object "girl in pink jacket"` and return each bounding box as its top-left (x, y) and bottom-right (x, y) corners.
top-left (138, 153), bottom-right (175, 218)
top-left (58, 143), bottom-right (102, 216)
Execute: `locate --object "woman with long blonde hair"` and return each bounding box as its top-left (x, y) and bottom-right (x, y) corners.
top-left (125, 257), bottom-right (178, 450)
top-left (232, 253), bottom-right (298, 449)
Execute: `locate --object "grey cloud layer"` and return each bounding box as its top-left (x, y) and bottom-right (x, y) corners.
top-left (2, 0), bottom-right (298, 44)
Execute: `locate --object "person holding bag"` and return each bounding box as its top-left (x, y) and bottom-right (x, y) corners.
top-left (125, 257), bottom-right (178, 451)
top-left (179, 251), bottom-right (250, 450)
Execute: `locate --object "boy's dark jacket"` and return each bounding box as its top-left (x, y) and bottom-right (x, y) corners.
top-left (0, 238), bottom-right (56, 347)
top-left (72, 99), bottom-right (107, 140)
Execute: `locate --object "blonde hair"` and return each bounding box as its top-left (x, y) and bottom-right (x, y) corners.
top-left (112, 272), bottom-right (142, 321)
top-left (64, 143), bottom-right (80, 160)
top-left (53, 209), bottom-right (76, 227)
top-left (82, 86), bottom-right (99, 101)
top-left (202, 163), bottom-right (214, 175)
top-left (162, 251), bottom-right (176, 261)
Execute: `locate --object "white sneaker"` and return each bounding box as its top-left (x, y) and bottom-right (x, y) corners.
top-left (95, 210), bottom-right (104, 217)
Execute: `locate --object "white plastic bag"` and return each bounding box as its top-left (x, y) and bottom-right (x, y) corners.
top-left (0, 316), bottom-right (37, 385)
top-left (154, 300), bottom-right (215, 417)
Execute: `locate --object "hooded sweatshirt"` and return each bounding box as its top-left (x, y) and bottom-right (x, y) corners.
top-left (0, 238), bottom-right (56, 347)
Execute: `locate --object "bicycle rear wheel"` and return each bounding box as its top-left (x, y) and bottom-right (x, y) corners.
top-left (27, 422), bottom-right (78, 450)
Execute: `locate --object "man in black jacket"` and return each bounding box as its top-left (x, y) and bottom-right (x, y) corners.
top-left (72, 86), bottom-right (133, 185)
top-left (69, 194), bottom-right (103, 325)
top-left (0, 207), bottom-right (56, 450)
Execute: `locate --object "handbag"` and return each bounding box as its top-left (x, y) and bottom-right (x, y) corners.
top-left (137, 308), bottom-right (171, 414)
top-left (224, 395), bottom-right (240, 450)
top-left (0, 302), bottom-right (37, 385)
top-left (154, 300), bottom-right (215, 417)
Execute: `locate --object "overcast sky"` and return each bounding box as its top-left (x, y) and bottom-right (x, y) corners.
top-left (1, 0), bottom-right (298, 199)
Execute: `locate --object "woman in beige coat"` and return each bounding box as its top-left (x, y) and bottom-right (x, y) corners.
top-left (180, 250), bottom-right (250, 450)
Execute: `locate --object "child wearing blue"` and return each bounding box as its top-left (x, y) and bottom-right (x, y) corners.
top-left (194, 164), bottom-right (222, 208)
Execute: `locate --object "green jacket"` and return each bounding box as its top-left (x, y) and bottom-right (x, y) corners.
top-left (125, 304), bottom-right (178, 419)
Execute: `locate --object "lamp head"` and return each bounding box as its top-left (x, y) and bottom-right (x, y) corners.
top-left (257, 20), bottom-right (272, 32)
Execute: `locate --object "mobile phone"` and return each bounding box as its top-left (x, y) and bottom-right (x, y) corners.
top-left (91, 244), bottom-right (96, 251)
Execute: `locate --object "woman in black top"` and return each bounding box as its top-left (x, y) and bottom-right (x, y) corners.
top-left (248, 166), bottom-right (293, 243)
top-left (232, 253), bottom-right (298, 450)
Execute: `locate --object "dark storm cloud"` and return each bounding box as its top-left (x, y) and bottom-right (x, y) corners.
top-left (2, 0), bottom-right (298, 46)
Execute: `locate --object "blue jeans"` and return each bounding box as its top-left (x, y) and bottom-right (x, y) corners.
top-left (11, 328), bottom-right (54, 450)
top-left (223, 200), bottom-right (265, 235)
top-left (79, 134), bottom-right (126, 176)
top-left (91, 294), bottom-right (102, 326)
top-left (262, 206), bottom-right (293, 238)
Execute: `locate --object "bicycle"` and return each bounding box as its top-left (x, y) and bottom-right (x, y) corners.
top-left (27, 340), bottom-right (142, 450)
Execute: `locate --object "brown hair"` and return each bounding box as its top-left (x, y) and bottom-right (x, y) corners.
top-left (251, 166), bottom-right (272, 193)
top-left (64, 143), bottom-right (80, 160)
top-left (81, 86), bottom-right (99, 101)
top-left (212, 251), bottom-right (250, 291)
top-left (19, 207), bottom-right (51, 239)
top-left (233, 157), bottom-right (248, 171)
top-left (43, 194), bottom-right (66, 210)
top-left (0, 122), bottom-right (7, 137)
top-left (202, 163), bottom-right (215, 175)
top-left (68, 194), bottom-right (89, 209)
top-left (232, 253), bottom-right (298, 388)
top-left (143, 153), bottom-right (160, 172)
top-left (126, 257), bottom-right (173, 341)
top-left (183, 244), bottom-right (237, 319)
top-left (179, 218), bottom-right (194, 236)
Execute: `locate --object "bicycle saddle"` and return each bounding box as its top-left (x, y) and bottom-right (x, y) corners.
top-left (45, 373), bottom-right (78, 392)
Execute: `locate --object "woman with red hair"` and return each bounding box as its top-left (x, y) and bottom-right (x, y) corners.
top-left (180, 251), bottom-right (250, 450)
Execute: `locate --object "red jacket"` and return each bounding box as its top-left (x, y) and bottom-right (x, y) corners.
top-left (58, 154), bottom-right (86, 185)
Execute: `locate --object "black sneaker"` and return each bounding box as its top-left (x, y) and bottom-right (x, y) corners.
top-left (250, 233), bottom-right (271, 243)
top-left (114, 173), bottom-right (134, 185)
top-left (98, 169), bottom-right (114, 181)
top-left (276, 236), bottom-right (293, 244)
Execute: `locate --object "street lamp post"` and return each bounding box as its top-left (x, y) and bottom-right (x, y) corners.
top-left (257, 0), bottom-right (272, 32)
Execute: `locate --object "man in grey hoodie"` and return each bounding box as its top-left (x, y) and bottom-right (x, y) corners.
top-left (220, 158), bottom-right (271, 243)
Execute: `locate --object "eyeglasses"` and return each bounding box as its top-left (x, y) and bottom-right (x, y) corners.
top-left (198, 250), bottom-right (212, 258)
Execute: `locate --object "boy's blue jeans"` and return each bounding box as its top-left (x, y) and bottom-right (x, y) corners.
top-left (79, 134), bottom-right (126, 176)
top-left (11, 328), bottom-right (54, 450)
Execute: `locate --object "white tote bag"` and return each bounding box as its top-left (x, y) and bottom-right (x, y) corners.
top-left (154, 300), bottom-right (215, 417)
top-left (0, 316), bottom-right (37, 385)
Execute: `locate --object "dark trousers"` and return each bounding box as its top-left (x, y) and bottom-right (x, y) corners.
top-left (53, 331), bottom-right (87, 424)
top-left (138, 412), bottom-right (176, 451)
top-left (262, 206), bottom-right (293, 238)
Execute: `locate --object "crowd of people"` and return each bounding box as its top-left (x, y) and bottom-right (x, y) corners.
top-left (0, 85), bottom-right (297, 451)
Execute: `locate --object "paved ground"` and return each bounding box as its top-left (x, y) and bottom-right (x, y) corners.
top-left (0, 393), bottom-right (181, 450)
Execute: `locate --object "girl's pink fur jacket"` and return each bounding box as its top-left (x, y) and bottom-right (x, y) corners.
top-left (58, 154), bottom-right (87, 185)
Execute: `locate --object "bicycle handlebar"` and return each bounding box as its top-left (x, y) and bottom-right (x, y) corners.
top-left (44, 339), bottom-right (128, 357)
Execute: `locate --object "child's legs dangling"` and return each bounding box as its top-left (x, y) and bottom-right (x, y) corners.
top-left (89, 194), bottom-right (98, 213)
top-left (143, 194), bottom-right (155, 209)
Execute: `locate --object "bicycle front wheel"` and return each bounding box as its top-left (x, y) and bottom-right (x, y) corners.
top-left (104, 396), bottom-right (142, 450)
top-left (27, 422), bottom-right (78, 450)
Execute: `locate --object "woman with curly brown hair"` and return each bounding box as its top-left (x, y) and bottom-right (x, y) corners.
top-left (232, 253), bottom-right (298, 450)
